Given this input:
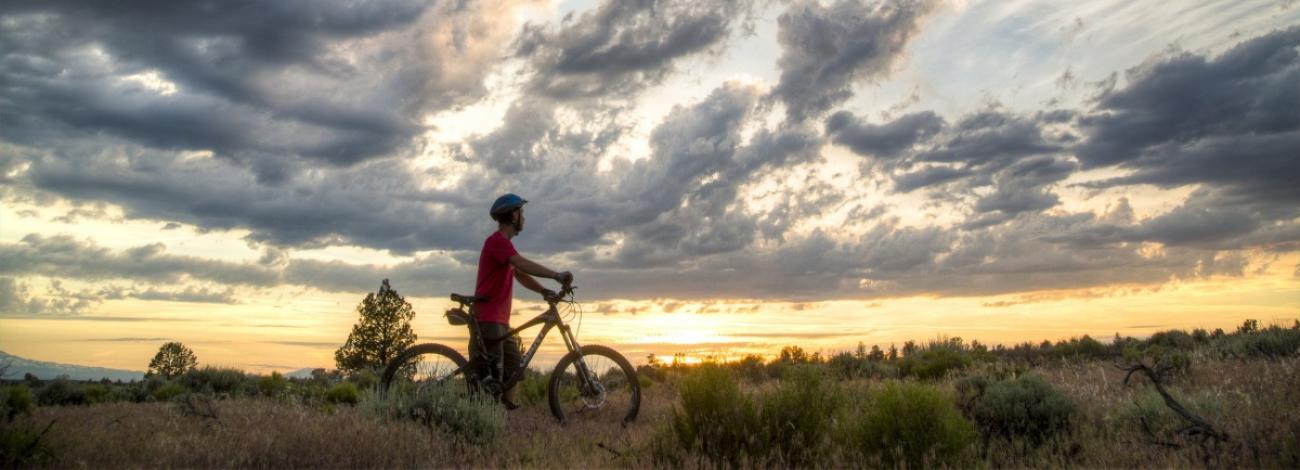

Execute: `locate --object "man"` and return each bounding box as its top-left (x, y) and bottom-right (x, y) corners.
top-left (472, 193), bottom-right (573, 409)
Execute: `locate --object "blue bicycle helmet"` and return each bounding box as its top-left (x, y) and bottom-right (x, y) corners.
top-left (490, 193), bottom-right (528, 219)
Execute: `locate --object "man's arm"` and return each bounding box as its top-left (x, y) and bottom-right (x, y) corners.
top-left (508, 254), bottom-right (561, 281)
top-left (515, 270), bottom-right (547, 295)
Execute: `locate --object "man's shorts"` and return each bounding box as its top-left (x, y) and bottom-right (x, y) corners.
top-left (469, 322), bottom-right (523, 387)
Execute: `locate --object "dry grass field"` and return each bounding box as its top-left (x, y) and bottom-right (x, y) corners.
top-left (9, 355), bottom-right (1300, 468)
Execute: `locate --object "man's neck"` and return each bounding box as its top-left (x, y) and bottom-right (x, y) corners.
top-left (498, 226), bottom-right (517, 239)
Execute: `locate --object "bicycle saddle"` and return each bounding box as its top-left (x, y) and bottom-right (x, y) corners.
top-left (451, 293), bottom-right (489, 304)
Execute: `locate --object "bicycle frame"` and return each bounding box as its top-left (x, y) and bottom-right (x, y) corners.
top-left (461, 296), bottom-right (594, 389)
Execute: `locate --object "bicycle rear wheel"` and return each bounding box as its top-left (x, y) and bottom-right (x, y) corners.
top-left (381, 343), bottom-right (469, 395)
top-left (548, 345), bottom-right (640, 424)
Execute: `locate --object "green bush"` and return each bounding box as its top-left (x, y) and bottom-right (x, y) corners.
top-left (360, 383), bottom-right (503, 445)
top-left (658, 365), bottom-right (759, 467)
top-left (152, 381), bottom-right (188, 402)
top-left (1110, 388), bottom-right (1222, 439)
top-left (37, 379), bottom-right (86, 406)
top-left (900, 348), bottom-right (971, 380)
top-left (1, 419), bottom-right (56, 467)
top-left (325, 382), bottom-right (360, 405)
top-left (257, 372), bottom-right (290, 398)
top-left (2, 385), bottom-right (35, 420)
top-left (83, 384), bottom-right (113, 404)
top-left (1146, 329), bottom-right (1196, 350)
top-left (1216, 326), bottom-right (1300, 359)
top-left (181, 366), bottom-right (249, 395)
top-left (348, 369), bottom-right (379, 391)
top-left (957, 375), bottom-right (1075, 445)
top-left (514, 369), bottom-right (549, 407)
top-left (842, 381), bottom-right (975, 468)
top-left (755, 365), bottom-right (842, 466)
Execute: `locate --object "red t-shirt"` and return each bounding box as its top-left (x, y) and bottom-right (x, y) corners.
top-left (474, 231), bottom-right (518, 325)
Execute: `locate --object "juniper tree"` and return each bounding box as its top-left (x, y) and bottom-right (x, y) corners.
top-left (334, 279), bottom-right (417, 374)
top-left (148, 341), bottom-right (198, 379)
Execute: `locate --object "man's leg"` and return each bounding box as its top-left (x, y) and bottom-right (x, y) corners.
top-left (500, 334), bottom-right (523, 409)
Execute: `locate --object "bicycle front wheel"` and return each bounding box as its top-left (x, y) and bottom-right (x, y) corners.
top-left (548, 345), bottom-right (641, 424)
top-left (381, 343), bottom-right (469, 395)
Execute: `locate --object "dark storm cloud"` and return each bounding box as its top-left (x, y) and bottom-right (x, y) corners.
top-left (1074, 27), bottom-right (1300, 210)
top-left (0, 234), bottom-right (277, 286)
top-left (825, 110), bottom-right (944, 159)
top-left (601, 84), bottom-right (826, 267)
top-left (891, 166), bottom-right (969, 193)
top-left (23, 143), bottom-right (483, 253)
top-left (471, 0), bottom-right (752, 177)
top-left (0, 233), bottom-right (476, 311)
top-left (0, 0), bottom-right (514, 176)
top-left (774, 0), bottom-right (938, 122)
top-left (1043, 190), bottom-right (1300, 251)
top-left (829, 108), bottom-right (1071, 206)
top-left (517, 0), bottom-right (752, 100)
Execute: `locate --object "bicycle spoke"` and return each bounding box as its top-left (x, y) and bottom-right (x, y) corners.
top-left (552, 350), bottom-right (637, 422)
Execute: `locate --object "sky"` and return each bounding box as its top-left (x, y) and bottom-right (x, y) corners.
top-left (1, 0), bottom-right (1298, 374)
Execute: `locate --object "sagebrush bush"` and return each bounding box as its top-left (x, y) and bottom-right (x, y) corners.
top-left (755, 365), bottom-right (843, 466)
top-left (83, 384), bottom-right (112, 405)
top-left (37, 379), bottom-right (85, 406)
top-left (325, 382), bottom-right (359, 405)
top-left (658, 364), bottom-right (759, 467)
top-left (152, 382), bottom-right (188, 402)
top-left (257, 372), bottom-right (290, 398)
top-left (957, 375), bottom-right (1075, 445)
top-left (359, 383), bottom-right (503, 445)
top-left (1, 385), bottom-right (35, 420)
top-left (842, 381), bottom-right (975, 468)
top-left (1109, 388), bottom-right (1222, 439)
top-left (181, 366), bottom-right (249, 395)
top-left (900, 348), bottom-right (971, 380)
top-left (514, 369), bottom-right (548, 407)
top-left (0, 420), bottom-right (56, 467)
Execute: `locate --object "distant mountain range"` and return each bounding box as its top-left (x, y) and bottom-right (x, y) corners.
top-left (0, 350), bottom-right (145, 382)
top-left (0, 351), bottom-right (323, 382)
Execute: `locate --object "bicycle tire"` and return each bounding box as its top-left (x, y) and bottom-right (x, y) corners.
top-left (380, 343), bottom-right (469, 395)
top-left (548, 345), bottom-right (641, 424)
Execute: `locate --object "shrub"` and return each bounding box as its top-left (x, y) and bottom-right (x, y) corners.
top-left (2, 385), bottom-right (35, 420)
top-left (1146, 330), bottom-right (1196, 350)
top-left (658, 365), bottom-right (759, 467)
top-left (755, 365), bottom-right (842, 466)
top-left (37, 379), bottom-right (85, 406)
top-left (900, 348), bottom-right (971, 380)
top-left (1110, 388), bottom-right (1222, 439)
top-left (181, 366), bottom-right (249, 395)
top-left (957, 375), bottom-right (1075, 446)
top-left (842, 381), bottom-right (975, 468)
top-left (361, 383), bottom-right (503, 445)
top-left (257, 372), bottom-right (290, 398)
top-left (348, 369), bottom-right (379, 391)
top-left (514, 369), bottom-right (548, 407)
top-left (152, 382), bottom-right (188, 402)
top-left (325, 382), bottom-right (360, 405)
top-left (83, 384), bottom-right (113, 405)
top-left (0, 419), bottom-right (56, 467)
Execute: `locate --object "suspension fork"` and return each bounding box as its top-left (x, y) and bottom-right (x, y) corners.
top-left (555, 317), bottom-right (598, 387)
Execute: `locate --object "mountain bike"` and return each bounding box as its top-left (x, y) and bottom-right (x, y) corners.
top-left (380, 284), bottom-right (641, 424)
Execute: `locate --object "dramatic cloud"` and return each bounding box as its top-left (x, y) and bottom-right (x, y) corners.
top-left (517, 0), bottom-right (752, 100)
top-left (0, 0), bottom-right (526, 180)
top-left (0, 3), bottom-right (1296, 311)
top-left (774, 0), bottom-right (938, 121)
top-left (1077, 27), bottom-right (1300, 205)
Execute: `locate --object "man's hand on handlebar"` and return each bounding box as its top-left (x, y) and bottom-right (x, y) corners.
top-left (556, 271), bottom-right (574, 287)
